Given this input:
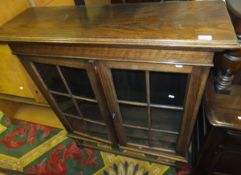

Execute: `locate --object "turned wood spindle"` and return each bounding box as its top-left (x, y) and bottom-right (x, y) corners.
top-left (215, 0), bottom-right (241, 92)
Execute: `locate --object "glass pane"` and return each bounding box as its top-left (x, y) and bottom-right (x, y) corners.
top-left (120, 104), bottom-right (148, 127)
top-left (34, 63), bottom-right (67, 93)
top-left (150, 72), bottom-right (187, 106)
top-left (112, 69), bottom-right (146, 102)
top-left (76, 99), bottom-right (103, 122)
top-left (151, 131), bottom-right (177, 151)
top-left (125, 127), bottom-right (149, 146)
top-left (151, 108), bottom-right (182, 132)
top-left (66, 116), bottom-right (109, 140)
top-left (60, 66), bottom-right (95, 98)
top-left (52, 94), bottom-right (78, 116)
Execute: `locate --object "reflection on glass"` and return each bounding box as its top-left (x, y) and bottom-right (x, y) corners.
top-left (150, 72), bottom-right (187, 106)
top-left (76, 99), bottom-right (103, 122)
top-left (52, 94), bottom-right (78, 116)
top-left (61, 66), bottom-right (95, 98)
top-left (112, 69), bottom-right (146, 102)
top-left (120, 104), bottom-right (148, 127)
top-left (151, 131), bottom-right (177, 150)
top-left (125, 127), bottom-right (149, 146)
top-left (66, 116), bottom-right (109, 140)
top-left (35, 63), bottom-right (67, 93)
top-left (151, 108), bottom-right (182, 132)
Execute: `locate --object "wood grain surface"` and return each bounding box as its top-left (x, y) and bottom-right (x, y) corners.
top-left (205, 76), bottom-right (241, 131)
top-left (0, 1), bottom-right (238, 49)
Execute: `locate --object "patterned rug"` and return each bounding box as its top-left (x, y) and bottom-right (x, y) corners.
top-left (0, 112), bottom-right (190, 175)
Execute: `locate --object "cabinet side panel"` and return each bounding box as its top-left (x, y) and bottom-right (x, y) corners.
top-left (177, 66), bottom-right (210, 155)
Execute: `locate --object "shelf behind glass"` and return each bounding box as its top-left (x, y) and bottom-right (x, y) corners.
top-left (124, 127), bottom-right (149, 147)
top-left (120, 104), bottom-right (148, 127)
top-left (112, 69), bottom-right (146, 102)
top-left (76, 99), bottom-right (103, 122)
top-left (51, 94), bottom-right (79, 116)
top-left (124, 126), bottom-right (178, 151)
top-left (34, 62), bottom-right (67, 93)
top-left (150, 72), bottom-right (187, 106)
top-left (151, 108), bottom-right (182, 133)
top-left (60, 66), bottom-right (96, 99)
top-left (65, 116), bottom-right (109, 140)
top-left (151, 131), bottom-right (177, 151)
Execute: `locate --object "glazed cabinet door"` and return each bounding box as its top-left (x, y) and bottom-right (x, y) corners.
top-left (97, 61), bottom-right (193, 154)
top-left (21, 57), bottom-right (116, 145)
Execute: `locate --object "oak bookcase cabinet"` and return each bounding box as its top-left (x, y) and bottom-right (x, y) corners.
top-left (0, 1), bottom-right (238, 165)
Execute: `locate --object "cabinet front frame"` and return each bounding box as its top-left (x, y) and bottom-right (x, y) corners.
top-left (15, 45), bottom-right (211, 160)
top-left (20, 55), bottom-right (118, 146)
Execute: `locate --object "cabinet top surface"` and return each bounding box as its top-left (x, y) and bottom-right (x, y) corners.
top-left (0, 1), bottom-right (239, 49)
